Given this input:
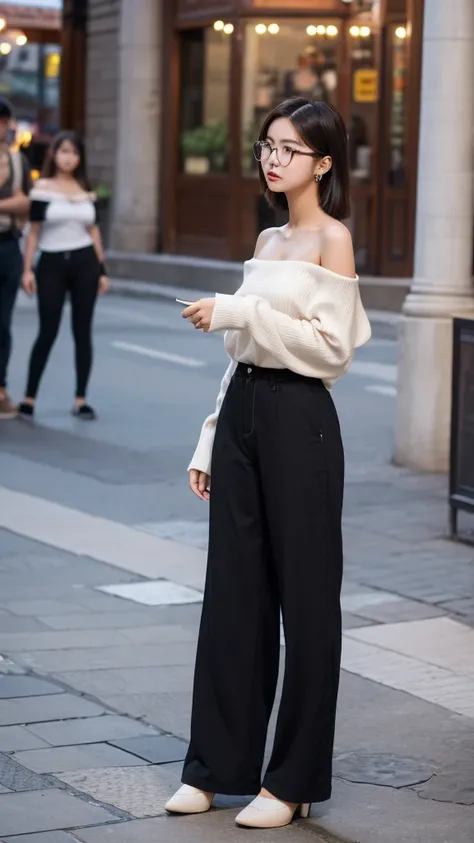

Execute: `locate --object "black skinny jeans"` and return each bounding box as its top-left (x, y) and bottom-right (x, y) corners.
top-left (0, 237), bottom-right (23, 389)
top-left (183, 363), bottom-right (345, 804)
top-left (26, 246), bottom-right (100, 399)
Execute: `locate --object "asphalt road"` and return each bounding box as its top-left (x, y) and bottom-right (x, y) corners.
top-left (4, 289), bottom-right (397, 530)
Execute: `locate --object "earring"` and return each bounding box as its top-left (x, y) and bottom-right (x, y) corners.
top-left (314, 174), bottom-right (322, 183)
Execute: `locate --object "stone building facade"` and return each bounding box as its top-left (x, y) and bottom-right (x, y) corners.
top-left (85, 0), bottom-right (120, 193)
top-left (85, 0), bottom-right (162, 253)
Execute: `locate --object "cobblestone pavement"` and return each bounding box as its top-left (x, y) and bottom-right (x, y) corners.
top-left (0, 292), bottom-right (472, 843)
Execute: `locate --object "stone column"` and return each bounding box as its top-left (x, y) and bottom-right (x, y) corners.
top-left (110, 0), bottom-right (162, 252)
top-left (394, 0), bottom-right (474, 471)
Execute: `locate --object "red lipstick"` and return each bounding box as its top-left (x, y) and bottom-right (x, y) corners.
top-left (267, 171), bottom-right (281, 181)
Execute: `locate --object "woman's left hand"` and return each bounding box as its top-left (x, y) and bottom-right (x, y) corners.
top-left (182, 298), bottom-right (215, 332)
top-left (99, 275), bottom-right (109, 295)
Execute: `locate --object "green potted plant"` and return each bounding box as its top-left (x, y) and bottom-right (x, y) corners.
top-left (181, 122), bottom-right (228, 174)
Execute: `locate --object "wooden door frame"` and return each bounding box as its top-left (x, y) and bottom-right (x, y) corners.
top-left (376, 0), bottom-right (423, 276)
top-left (160, 0), bottom-right (180, 253)
top-left (404, 0), bottom-right (424, 277)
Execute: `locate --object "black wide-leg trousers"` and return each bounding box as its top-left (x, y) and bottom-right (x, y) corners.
top-left (182, 363), bottom-right (345, 804)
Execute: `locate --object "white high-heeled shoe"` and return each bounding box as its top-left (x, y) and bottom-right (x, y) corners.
top-left (235, 795), bottom-right (311, 828)
top-left (165, 784), bottom-right (214, 814)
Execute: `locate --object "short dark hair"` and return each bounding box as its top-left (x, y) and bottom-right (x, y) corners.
top-left (0, 97), bottom-right (13, 120)
top-left (41, 130), bottom-right (91, 190)
top-left (258, 97), bottom-right (351, 221)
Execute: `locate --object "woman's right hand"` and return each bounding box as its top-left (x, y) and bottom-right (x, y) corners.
top-left (22, 270), bottom-right (36, 296)
top-left (189, 469), bottom-right (210, 501)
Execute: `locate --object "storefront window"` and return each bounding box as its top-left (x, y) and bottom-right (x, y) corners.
top-left (0, 39), bottom-right (61, 160)
top-left (179, 27), bottom-right (231, 175)
top-left (241, 20), bottom-right (340, 174)
top-left (388, 24), bottom-right (408, 188)
top-left (348, 23), bottom-right (378, 185)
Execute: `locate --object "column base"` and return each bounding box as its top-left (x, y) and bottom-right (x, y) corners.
top-left (394, 315), bottom-right (454, 472)
top-left (110, 221), bottom-right (159, 254)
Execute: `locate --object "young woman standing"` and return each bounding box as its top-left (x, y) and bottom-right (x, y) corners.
top-left (18, 131), bottom-right (108, 420)
top-left (165, 98), bottom-right (371, 829)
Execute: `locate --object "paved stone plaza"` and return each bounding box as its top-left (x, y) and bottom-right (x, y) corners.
top-left (0, 290), bottom-right (472, 842)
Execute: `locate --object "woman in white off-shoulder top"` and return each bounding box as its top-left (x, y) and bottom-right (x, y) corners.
top-left (166, 98), bottom-right (371, 829)
top-left (18, 131), bottom-right (108, 421)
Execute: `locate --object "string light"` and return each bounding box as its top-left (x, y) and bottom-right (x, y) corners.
top-left (0, 42), bottom-right (11, 55)
top-left (326, 25), bottom-right (338, 37)
top-left (16, 34), bottom-right (27, 46)
top-left (223, 23), bottom-right (234, 34)
top-left (395, 26), bottom-right (407, 39)
top-left (349, 25), bottom-right (360, 36)
top-left (316, 25), bottom-right (326, 35)
top-left (255, 23), bottom-right (267, 35)
top-left (213, 20), bottom-right (224, 31)
top-left (306, 25), bottom-right (317, 36)
top-left (268, 23), bottom-right (279, 35)
top-left (0, 18), bottom-right (6, 32)
top-left (360, 26), bottom-right (371, 37)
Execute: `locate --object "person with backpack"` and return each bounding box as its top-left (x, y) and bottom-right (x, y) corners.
top-left (0, 97), bottom-right (31, 419)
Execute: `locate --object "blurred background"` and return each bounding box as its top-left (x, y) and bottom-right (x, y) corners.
top-left (0, 0), bottom-right (422, 279)
top-left (1, 0), bottom-right (473, 473)
top-left (0, 5), bottom-right (473, 841)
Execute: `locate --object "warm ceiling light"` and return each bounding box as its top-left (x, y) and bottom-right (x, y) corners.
top-left (213, 20), bottom-right (224, 31)
top-left (395, 26), bottom-right (407, 39)
top-left (316, 25), bottom-right (326, 35)
top-left (255, 23), bottom-right (267, 35)
top-left (0, 18), bottom-right (5, 32)
top-left (306, 25), bottom-right (317, 36)
top-left (0, 42), bottom-right (11, 55)
top-left (349, 25), bottom-right (360, 36)
top-left (326, 24), bottom-right (338, 37)
top-left (223, 23), bottom-right (234, 34)
top-left (268, 23), bottom-right (280, 34)
top-left (360, 25), bottom-right (371, 37)
top-left (16, 34), bottom-right (27, 46)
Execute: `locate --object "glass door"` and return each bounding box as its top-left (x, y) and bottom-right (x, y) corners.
top-left (175, 24), bottom-right (233, 258)
top-left (378, 22), bottom-right (411, 276)
top-left (239, 17), bottom-right (343, 258)
top-left (346, 17), bottom-right (380, 274)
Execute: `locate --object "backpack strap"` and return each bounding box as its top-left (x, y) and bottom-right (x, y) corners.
top-left (10, 150), bottom-right (22, 192)
top-left (8, 151), bottom-right (26, 236)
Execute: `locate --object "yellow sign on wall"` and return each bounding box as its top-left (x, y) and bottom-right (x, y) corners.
top-left (45, 52), bottom-right (60, 79)
top-left (353, 69), bottom-right (378, 103)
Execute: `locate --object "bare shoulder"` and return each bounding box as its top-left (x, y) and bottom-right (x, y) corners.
top-left (33, 178), bottom-right (52, 190)
top-left (320, 219), bottom-right (356, 278)
top-left (254, 226), bottom-right (279, 257)
top-left (322, 218), bottom-right (352, 246)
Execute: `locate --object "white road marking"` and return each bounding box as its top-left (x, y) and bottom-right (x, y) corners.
top-left (0, 487), bottom-right (207, 591)
top-left (100, 304), bottom-right (185, 328)
top-left (346, 617), bottom-right (474, 677)
top-left (111, 341), bottom-right (205, 368)
top-left (97, 580), bottom-right (203, 606)
top-left (342, 591), bottom-right (403, 613)
top-left (350, 361), bottom-right (397, 383)
top-left (342, 637), bottom-right (474, 718)
top-left (343, 617), bottom-right (474, 718)
top-left (365, 384), bottom-right (397, 397)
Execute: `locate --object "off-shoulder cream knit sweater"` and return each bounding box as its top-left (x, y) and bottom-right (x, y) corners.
top-left (189, 258), bottom-right (371, 475)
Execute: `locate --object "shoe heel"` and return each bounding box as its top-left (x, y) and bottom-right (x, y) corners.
top-left (299, 803), bottom-right (311, 819)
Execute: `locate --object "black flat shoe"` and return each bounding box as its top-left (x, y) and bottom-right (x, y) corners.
top-left (72, 403), bottom-right (97, 420)
top-left (18, 402), bottom-right (34, 418)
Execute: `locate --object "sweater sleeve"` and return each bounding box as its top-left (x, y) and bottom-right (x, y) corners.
top-left (209, 275), bottom-right (371, 380)
top-left (188, 357), bottom-right (238, 475)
